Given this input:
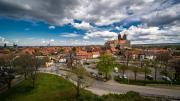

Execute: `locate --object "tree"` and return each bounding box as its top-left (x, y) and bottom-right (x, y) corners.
top-left (0, 55), bottom-right (15, 89)
top-left (72, 47), bottom-right (76, 53)
top-left (156, 52), bottom-right (171, 76)
top-left (97, 55), bottom-right (115, 80)
top-left (66, 48), bottom-right (77, 69)
top-left (118, 49), bottom-right (131, 67)
top-left (14, 53), bottom-right (32, 79)
top-left (149, 60), bottom-right (158, 81)
top-left (169, 58), bottom-right (180, 83)
top-left (14, 54), bottom-right (43, 88)
top-left (45, 56), bottom-right (50, 62)
top-left (66, 51), bottom-right (75, 68)
top-left (117, 64), bottom-right (128, 78)
top-left (30, 56), bottom-right (43, 88)
top-left (58, 48), bottom-right (64, 54)
top-left (142, 60), bottom-right (151, 81)
top-left (3, 69), bottom-right (15, 89)
top-left (124, 49), bottom-right (131, 67)
top-left (130, 66), bottom-right (141, 81)
top-left (67, 63), bottom-right (92, 100)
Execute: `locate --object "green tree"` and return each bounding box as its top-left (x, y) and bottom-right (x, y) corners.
top-left (97, 55), bottom-right (115, 80)
top-left (42, 56), bottom-right (50, 65)
top-left (58, 48), bottom-right (64, 54)
top-left (143, 60), bottom-right (152, 81)
top-left (117, 64), bottom-right (128, 77)
top-left (130, 66), bottom-right (142, 81)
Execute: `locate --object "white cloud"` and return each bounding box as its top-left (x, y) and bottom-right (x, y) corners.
top-left (71, 21), bottom-right (93, 30)
top-left (0, 36), bottom-right (12, 46)
top-left (48, 26), bottom-right (55, 29)
top-left (71, 0), bottom-right (130, 25)
top-left (50, 39), bottom-right (55, 42)
top-left (0, 36), bottom-right (5, 42)
top-left (42, 40), bottom-right (46, 43)
top-left (83, 31), bottom-right (118, 40)
top-left (60, 33), bottom-right (80, 38)
top-left (120, 24), bottom-right (180, 44)
top-left (141, 3), bottom-right (180, 26)
top-left (1, 0), bottom-right (180, 45)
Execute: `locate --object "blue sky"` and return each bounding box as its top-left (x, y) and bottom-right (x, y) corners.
top-left (0, 0), bottom-right (180, 46)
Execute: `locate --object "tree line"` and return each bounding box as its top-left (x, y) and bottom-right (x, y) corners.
top-left (96, 51), bottom-right (180, 83)
top-left (0, 53), bottom-right (48, 89)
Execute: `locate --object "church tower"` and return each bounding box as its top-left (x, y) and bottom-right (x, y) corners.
top-left (122, 34), bottom-right (127, 40)
top-left (118, 34), bottom-right (121, 40)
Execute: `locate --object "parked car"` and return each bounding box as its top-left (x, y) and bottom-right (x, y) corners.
top-left (90, 72), bottom-right (97, 77)
top-left (94, 72), bottom-right (108, 82)
top-left (162, 76), bottom-right (171, 82)
top-left (119, 74), bottom-right (128, 79)
top-left (146, 75), bottom-right (153, 80)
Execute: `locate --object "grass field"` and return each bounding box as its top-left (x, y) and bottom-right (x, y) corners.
top-left (0, 73), bottom-right (93, 101)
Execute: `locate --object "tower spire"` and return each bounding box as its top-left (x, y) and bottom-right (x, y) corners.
top-left (118, 34), bottom-right (121, 40)
top-left (123, 34), bottom-right (127, 40)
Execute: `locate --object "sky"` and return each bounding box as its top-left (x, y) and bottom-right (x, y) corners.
top-left (0, 0), bottom-right (180, 46)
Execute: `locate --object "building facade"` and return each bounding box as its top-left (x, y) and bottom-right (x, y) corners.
top-left (105, 34), bottom-right (131, 50)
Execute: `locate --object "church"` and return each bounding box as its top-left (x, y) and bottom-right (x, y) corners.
top-left (104, 34), bottom-right (131, 50)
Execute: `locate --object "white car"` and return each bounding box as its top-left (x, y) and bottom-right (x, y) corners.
top-left (119, 74), bottom-right (128, 79)
top-left (162, 76), bottom-right (171, 82)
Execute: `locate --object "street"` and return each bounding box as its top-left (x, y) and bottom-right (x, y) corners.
top-left (87, 80), bottom-right (180, 98)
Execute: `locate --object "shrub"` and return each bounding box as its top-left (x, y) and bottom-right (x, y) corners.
top-left (114, 76), bottom-right (171, 86)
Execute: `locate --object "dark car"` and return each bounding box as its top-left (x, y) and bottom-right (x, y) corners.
top-left (146, 75), bottom-right (153, 80)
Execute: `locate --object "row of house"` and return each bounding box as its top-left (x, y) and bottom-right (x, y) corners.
top-left (131, 48), bottom-right (170, 60)
top-left (76, 50), bottom-right (100, 59)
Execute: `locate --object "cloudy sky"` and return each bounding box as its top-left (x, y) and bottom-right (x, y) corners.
top-left (0, 0), bottom-right (180, 46)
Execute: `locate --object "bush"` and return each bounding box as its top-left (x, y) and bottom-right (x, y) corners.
top-left (78, 91), bottom-right (156, 101)
top-left (100, 91), bottom-right (155, 101)
top-left (114, 76), bottom-right (171, 86)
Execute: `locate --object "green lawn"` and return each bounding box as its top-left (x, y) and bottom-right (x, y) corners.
top-left (0, 73), bottom-right (162, 101)
top-left (0, 73), bottom-right (93, 101)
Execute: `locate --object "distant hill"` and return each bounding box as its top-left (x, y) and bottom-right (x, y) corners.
top-left (132, 43), bottom-right (180, 48)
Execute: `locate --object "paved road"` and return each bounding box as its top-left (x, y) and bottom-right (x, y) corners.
top-left (87, 80), bottom-right (180, 99)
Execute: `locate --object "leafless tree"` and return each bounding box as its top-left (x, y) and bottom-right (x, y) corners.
top-left (67, 63), bottom-right (92, 100)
